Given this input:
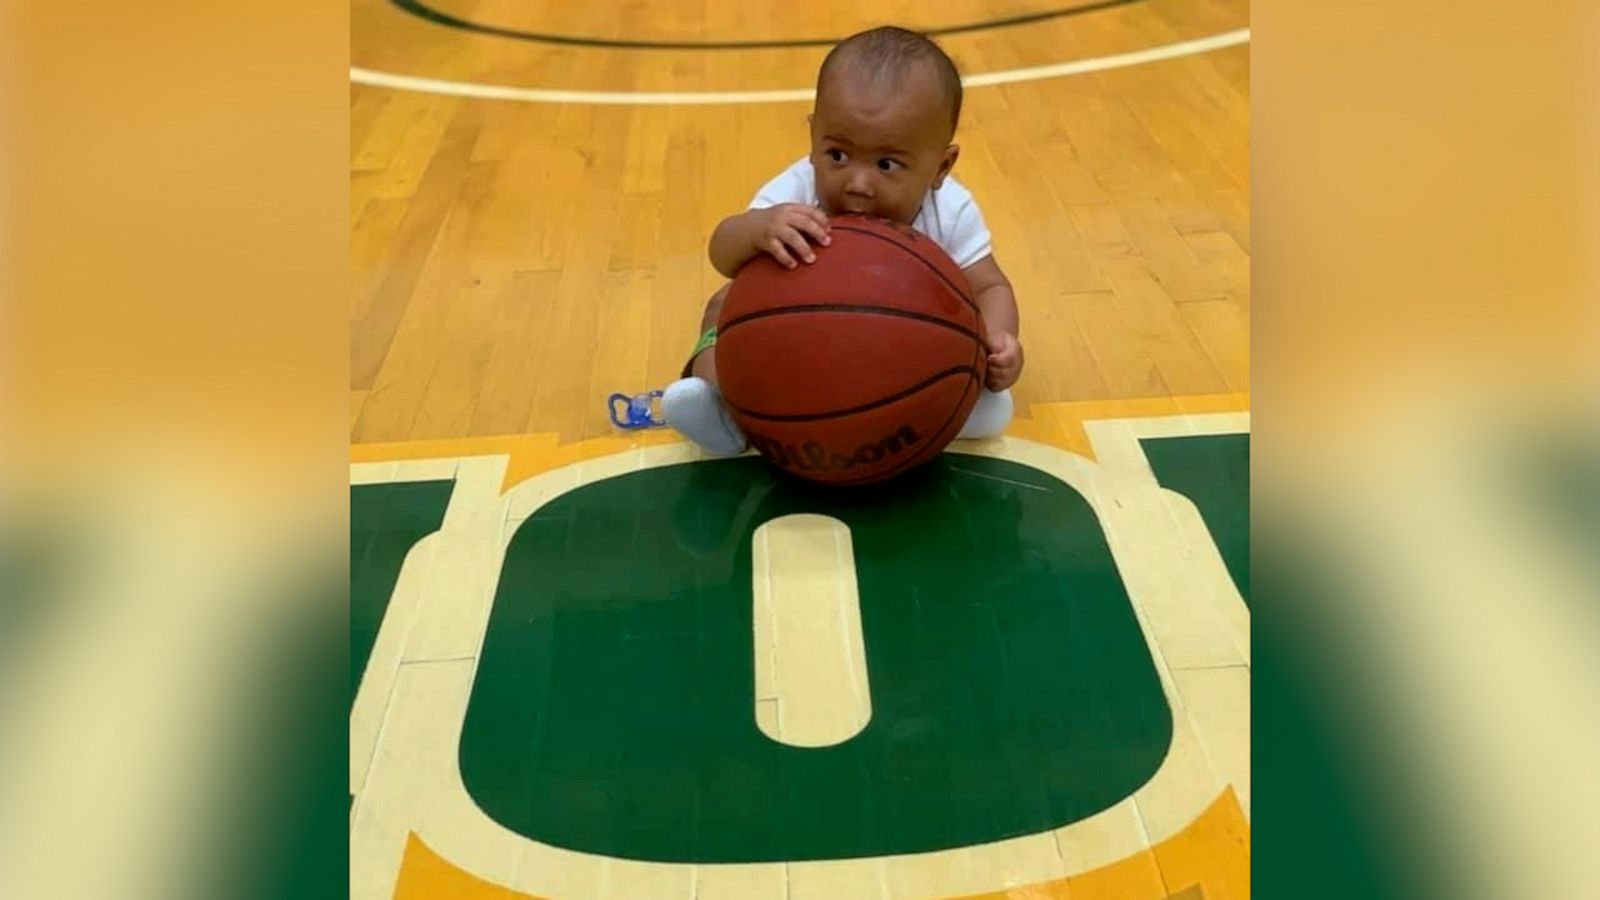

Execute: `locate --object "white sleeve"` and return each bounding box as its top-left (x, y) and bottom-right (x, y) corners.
top-left (941, 186), bottom-right (994, 269)
top-left (748, 158), bottom-right (814, 209)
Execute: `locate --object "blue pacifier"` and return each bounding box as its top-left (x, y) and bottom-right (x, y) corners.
top-left (608, 391), bottom-right (667, 430)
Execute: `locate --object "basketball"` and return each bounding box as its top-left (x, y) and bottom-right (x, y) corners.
top-left (715, 214), bottom-right (988, 486)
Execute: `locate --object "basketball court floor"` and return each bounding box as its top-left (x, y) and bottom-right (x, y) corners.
top-left (350, 1), bottom-right (1250, 897)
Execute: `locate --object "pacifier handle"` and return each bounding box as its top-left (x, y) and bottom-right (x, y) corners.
top-left (608, 393), bottom-right (634, 429)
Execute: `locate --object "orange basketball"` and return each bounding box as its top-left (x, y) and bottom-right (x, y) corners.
top-left (716, 214), bottom-right (988, 486)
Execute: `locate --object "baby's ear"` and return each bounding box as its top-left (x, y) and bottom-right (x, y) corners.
top-left (934, 144), bottom-right (960, 188)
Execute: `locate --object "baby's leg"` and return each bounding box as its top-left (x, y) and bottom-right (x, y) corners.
top-left (957, 388), bottom-right (1015, 440)
top-left (686, 284), bottom-right (729, 383)
top-left (664, 284), bottom-right (747, 456)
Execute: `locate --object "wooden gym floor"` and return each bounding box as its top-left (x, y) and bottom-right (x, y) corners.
top-left (350, 1), bottom-right (1251, 897)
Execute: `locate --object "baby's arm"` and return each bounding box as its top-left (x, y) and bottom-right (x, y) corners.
top-left (963, 255), bottom-right (1024, 391)
top-left (709, 204), bottom-right (831, 277)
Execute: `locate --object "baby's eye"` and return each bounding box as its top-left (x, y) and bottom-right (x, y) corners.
top-left (825, 148), bottom-right (847, 164)
top-left (877, 158), bottom-right (902, 172)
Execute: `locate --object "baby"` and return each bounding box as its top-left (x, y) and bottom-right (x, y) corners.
top-left (663, 26), bottom-right (1023, 455)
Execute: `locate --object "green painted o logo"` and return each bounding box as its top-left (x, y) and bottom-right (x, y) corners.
top-left (460, 455), bottom-right (1171, 863)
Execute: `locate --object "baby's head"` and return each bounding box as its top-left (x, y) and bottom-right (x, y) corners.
top-left (809, 27), bottom-right (963, 224)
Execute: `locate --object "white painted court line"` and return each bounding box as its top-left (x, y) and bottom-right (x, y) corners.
top-left (350, 28), bottom-right (1249, 106)
top-left (752, 514), bottom-right (872, 749)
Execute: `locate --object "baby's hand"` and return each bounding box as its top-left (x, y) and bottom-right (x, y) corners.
top-left (984, 328), bottom-right (1024, 391)
top-left (753, 204), bottom-right (831, 269)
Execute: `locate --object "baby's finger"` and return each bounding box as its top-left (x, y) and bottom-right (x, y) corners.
top-left (794, 216), bottom-right (831, 247)
top-left (802, 206), bottom-right (832, 233)
top-left (779, 227), bottom-right (817, 264)
top-left (767, 238), bottom-right (798, 269)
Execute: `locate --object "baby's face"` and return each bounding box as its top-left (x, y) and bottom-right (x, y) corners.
top-left (809, 63), bottom-right (956, 225)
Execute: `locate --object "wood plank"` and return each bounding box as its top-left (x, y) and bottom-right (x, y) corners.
top-left (350, 389), bottom-right (370, 436)
top-left (1064, 289), bottom-right (1173, 398)
top-left (466, 269), bottom-right (564, 438)
top-left (350, 104), bottom-right (481, 391)
top-left (1178, 295), bottom-right (1251, 393)
top-left (354, 156), bottom-right (497, 436)
top-left (1095, 256), bottom-right (1231, 396)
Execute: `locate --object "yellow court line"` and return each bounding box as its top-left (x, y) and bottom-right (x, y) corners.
top-left (1009, 393), bottom-right (1251, 460)
top-left (348, 393), bottom-right (1250, 490)
top-left (390, 787), bottom-right (1250, 900)
top-left (350, 429), bottom-right (682, 493)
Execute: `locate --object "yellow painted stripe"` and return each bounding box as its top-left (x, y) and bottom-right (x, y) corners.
top-left (947, 788), bottom-right (1250, 899)
top-left (1011, 393), bottom-right (1251, 460)
top-left (391, 788), bottom-right (1249, 899)
top-left (349, 394), bottom-right (1250, 488)
top-left (350, 429), bottom-right (683, 492)
top-left (1151, 787), bottom-right (1252, 899)
top-left (393, 831), bottom-right (536, 899)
